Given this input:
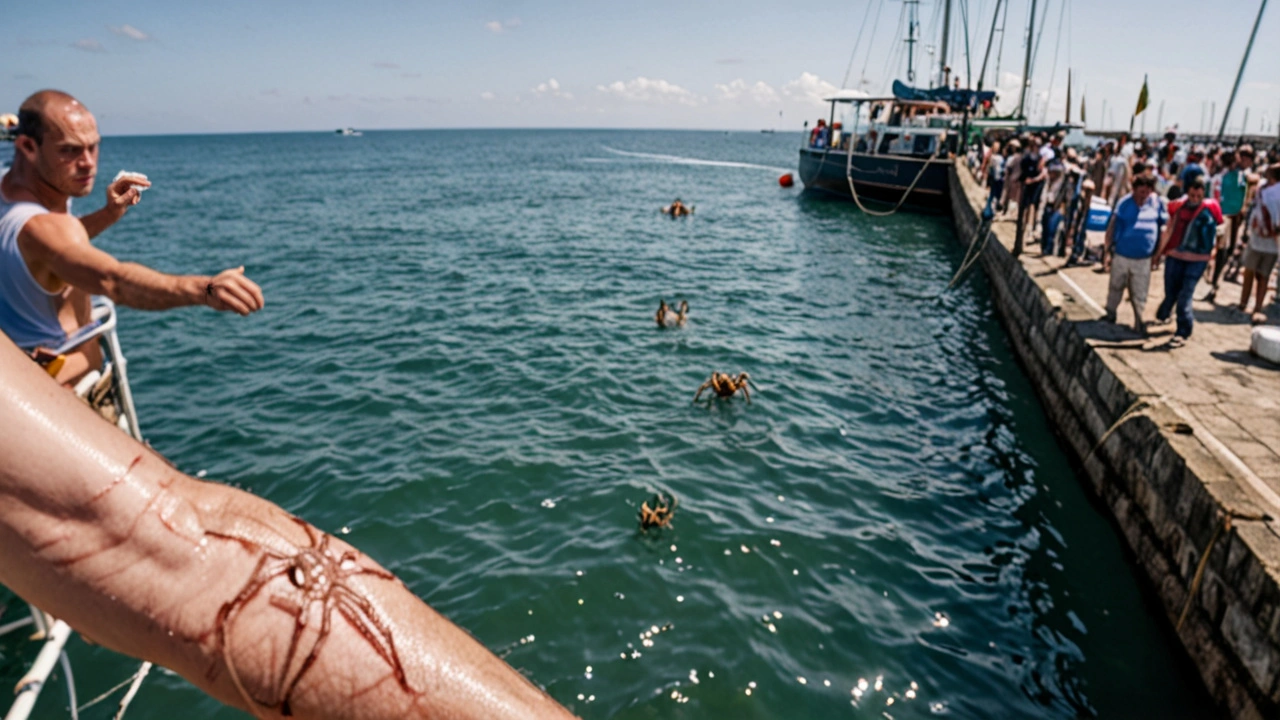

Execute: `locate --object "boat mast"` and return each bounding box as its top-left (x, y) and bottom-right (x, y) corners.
top-left (939, 0), bottom-right (953, 87)
top-left (1217, 0), bottom-right (1268, 142)
top-left (1015, 0), bottom-right (1038, 120)
top-left (905, 0), bottom-right (920, 83)
top-left (977, 0), bottom-right (1003, 92)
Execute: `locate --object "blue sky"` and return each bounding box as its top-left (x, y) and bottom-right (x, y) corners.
top-left (4, 0), bottom-right (1278, 137)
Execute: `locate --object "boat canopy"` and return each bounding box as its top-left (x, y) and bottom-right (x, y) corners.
top-left (891, 80), bottom-right (996, 111)
top-left (821, 89), bottom-right (872, 103)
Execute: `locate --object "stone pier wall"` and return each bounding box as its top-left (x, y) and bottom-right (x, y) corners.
top-left (949, 165), bottom-right (1280, 719)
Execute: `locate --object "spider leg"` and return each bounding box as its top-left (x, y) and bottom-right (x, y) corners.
top-left (336, 549), bottom-right (397, 581)
top-left (693, 379), bottom-right (712, 403)
top-left (215, 555), bottom-right (293, 710)
top-left (741, 383), bottom-right (751, 403)
top-left (333, 586), bottom-right (411, 693)
top-left (275, 596), bottom-right (329, 717)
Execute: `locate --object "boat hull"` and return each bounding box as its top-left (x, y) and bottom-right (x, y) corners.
top-left (797, 147), bottom-right (952, 211)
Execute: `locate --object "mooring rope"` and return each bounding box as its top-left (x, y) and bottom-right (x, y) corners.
top-left (845, 141), bottom-right (944, 217)
top-left (945, 204), bottom-right (996, 290)
top-left (1176, 515), bottom-right (1231, 633)
top-left (76, 662), bottom-right (151, 717)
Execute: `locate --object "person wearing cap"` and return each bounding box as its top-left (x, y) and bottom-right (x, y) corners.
top-left (0, 90), bottom-right (265, 386)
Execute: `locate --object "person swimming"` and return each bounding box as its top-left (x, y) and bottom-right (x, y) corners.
top-left (655, 299), bottom-right (689, 327)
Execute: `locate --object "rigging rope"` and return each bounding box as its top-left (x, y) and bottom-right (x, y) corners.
top-left (842, 1), bottom-right (878, 88)
top-left (992, 0), bottom-right (1010, 85)
top-left (881, 3), bottom-right (908, 94)
top-left (858, 0), bottom-right (887, 89)
top-left (1038, 0), bottom-right (1069, 124)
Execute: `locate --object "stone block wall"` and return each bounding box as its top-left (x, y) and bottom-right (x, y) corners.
top-left (949, 166), bottom-right (1280, 719)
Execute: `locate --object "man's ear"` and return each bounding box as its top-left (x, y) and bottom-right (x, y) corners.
top-left (14, 135), bottom-right (38, 163)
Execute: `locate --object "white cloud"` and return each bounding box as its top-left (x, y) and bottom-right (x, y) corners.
top-left (533, 78), bottom-right (572, 99)
top-left (993, 71), bottom-right (1026, 115)
top-left (485, 18), bottom-right (522, 34)
top-left (781, 72), bottom-right (838, 107)
top-left (480, 91), bottom-right (495, 101)
top-left (109, 24), bottom-right (149, 41)
top-left (715, 79), bottom-right (779, 105)
top-left (72, 39), bottom-right (107, 53)
top-left (596, 77), bottom-right (701, 106)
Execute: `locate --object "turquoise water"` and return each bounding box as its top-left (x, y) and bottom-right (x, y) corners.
top-left (1, 130), bottom-right (1212, 718)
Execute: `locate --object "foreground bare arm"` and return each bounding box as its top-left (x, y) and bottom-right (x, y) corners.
top-left (0, 334), bottom-right (574, 720)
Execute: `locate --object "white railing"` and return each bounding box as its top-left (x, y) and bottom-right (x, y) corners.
top-left (4, 299), bottom-right (149, 720)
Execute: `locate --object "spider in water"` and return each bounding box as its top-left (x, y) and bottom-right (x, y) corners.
top-left (693, 372), bottom-right (754, 403)
top-left (639, 492), bottom-right (678, 530)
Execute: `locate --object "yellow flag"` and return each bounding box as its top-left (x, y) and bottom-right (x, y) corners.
top-left (1134, 75), bottom-right (1149, 117)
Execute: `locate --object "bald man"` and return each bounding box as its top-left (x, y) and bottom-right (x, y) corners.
top-left (1, 90), bottom-right (264, 385)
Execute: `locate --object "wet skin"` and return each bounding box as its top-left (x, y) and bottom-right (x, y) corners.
top-left (0, 334), bottom-right (576, 720)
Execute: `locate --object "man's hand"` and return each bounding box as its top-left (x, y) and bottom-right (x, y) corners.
top-left (206, 267), bottom-right (265, 316)
top-left (104, 173), bottom-right (151, 220)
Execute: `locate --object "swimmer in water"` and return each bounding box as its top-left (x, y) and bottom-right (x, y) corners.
top-left (655, 299), bottom-right (689, 328)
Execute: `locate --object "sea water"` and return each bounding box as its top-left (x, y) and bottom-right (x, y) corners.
top-left (0, 130), bottom-right (1212, 718)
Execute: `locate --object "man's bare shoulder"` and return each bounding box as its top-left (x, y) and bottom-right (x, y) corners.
top-left (19, 211), bottom-right (90, 252)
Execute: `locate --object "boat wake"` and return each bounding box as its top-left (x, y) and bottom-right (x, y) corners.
top-left (599, 146), bottom-right (791, 174)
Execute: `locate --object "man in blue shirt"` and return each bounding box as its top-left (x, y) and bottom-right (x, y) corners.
top-left (1102, 175), bottom-right (1166, 334)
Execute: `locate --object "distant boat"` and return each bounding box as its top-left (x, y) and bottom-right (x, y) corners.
top-left (336, 127), bottom-right (363, 136)
top-left (760, 129), bottom-right (776, 134)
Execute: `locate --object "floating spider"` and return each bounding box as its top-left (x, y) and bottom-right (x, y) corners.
top-left (639, 493), bottom-right (678, 530)
top-left (693, 372), bottom-right (754, 403)
top-left (656, 299), bottom-right (689, 328)
top-left (206, 516), bottom-right (411, 716)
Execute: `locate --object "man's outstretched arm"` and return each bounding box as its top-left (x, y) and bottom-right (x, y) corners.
top-left (19, 212), bottom-right (264, 316)
top-left (0, 334), bottom-right (575, 720)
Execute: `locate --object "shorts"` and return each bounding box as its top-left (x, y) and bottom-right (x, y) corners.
top-left (1242, 248), bottom-right (1278, 279)
top-left (1023, 181), bottom-right (1045, 207)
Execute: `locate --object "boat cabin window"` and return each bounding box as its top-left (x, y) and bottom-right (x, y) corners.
top-left (912, 134), bottom-right (935, 155)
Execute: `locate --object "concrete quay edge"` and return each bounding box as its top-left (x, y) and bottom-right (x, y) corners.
top-left (949, 163), bottom-right (1280, 719)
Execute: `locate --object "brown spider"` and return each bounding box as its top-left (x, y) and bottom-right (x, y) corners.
top-left (655, 299), bottom-right (689, 328)
top-left (206, 516), bottom-right (411, 716)
top-left (693, 372), bottom-right (753, 403)
top-left (638, 493), bottom-right (678, 530)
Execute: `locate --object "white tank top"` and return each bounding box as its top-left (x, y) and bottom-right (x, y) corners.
top-left (0, 192), bottom-right (66, 351)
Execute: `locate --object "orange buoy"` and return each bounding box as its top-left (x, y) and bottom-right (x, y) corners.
top-left (778, 173), bottom-right (794, 187)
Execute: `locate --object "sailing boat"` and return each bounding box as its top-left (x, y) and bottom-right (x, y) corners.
top-left (796, 0), bottom-right (995, 212)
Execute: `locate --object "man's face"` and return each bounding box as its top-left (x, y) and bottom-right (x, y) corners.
top-left (18, 102), bottom-right (100, 198)
top-left (1186, 186), bottom-right (1205, 204)
top-left (1240, 155), bottom-right (1254, 169)
top-left (1133, 184), bottom-right (1153, 205)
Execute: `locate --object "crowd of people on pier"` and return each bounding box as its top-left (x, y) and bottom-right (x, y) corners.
top-left (972, 129), bottom-right (1280, 348)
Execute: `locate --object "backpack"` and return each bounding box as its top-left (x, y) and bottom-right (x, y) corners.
top-left (1175, 204), bottom-right (1217, 255)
